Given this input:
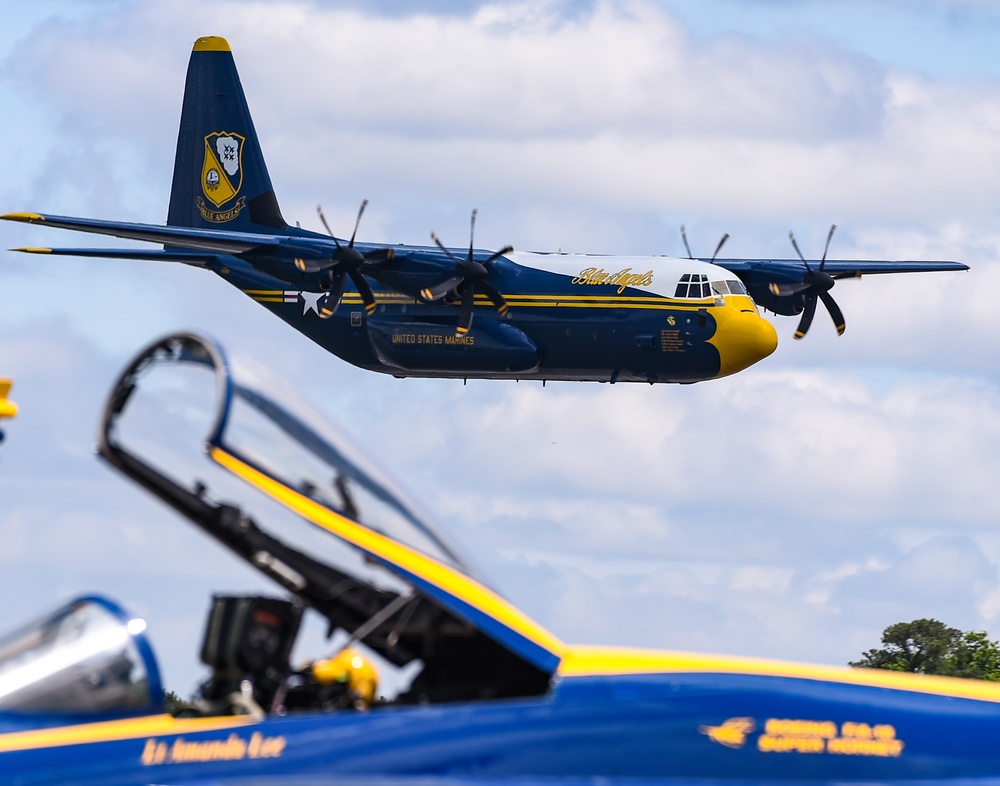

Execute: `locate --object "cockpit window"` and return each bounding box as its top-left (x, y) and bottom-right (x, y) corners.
top-left (102, 336), bottom-right (471, 578)
top-left (674, 273), bottom-right (711, 299)
top-left (711, 280), bottom-right (750, 297)
top-left (0, 597), bottom-right (162, 714)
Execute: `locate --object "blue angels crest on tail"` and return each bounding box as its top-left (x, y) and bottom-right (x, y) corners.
top-left (199, 130), bottom-right (246, 222)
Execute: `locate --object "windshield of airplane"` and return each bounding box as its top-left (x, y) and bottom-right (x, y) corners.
top-left (0, 596), bottom-right (162, 714)
top-left (712, 279), bottom-right (751, 297)
top-left (101, 334), bottom-right (470, 577)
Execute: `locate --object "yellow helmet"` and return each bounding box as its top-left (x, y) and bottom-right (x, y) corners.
top-left (311, 647), bottom-right (378, 706)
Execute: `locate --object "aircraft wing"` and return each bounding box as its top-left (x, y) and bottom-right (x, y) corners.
top-left (12, 247), bottom-right (223, 265)
top-left (717, 256), bottom-right (969, 281)
top-left (1, 212), bottom-right (329, 256)
top-left (715, 257), bottom-right (969, 316)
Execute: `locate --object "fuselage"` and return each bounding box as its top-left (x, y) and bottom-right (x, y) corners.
top-left (222, 247), bottom-right (778, 384)
top-left (5, 648), bottom-right (1000, 784)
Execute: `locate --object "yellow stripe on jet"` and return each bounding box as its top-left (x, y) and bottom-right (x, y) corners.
top-left (210, 447), bottom-right (565, 660)
top-left (558, 646), bottom-right (1000, 704)
top-left (0, 714), bottom-right (252, 753)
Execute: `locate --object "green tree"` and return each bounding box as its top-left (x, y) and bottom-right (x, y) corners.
top-left (163, 690), bottom-right (191, 715)
top-left (850, 619), bottom-right (1000, 681)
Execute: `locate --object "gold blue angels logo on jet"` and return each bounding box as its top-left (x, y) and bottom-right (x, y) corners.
top-left (198, 131), bottom-right (246, 222)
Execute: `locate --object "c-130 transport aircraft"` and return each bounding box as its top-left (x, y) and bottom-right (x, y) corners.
top-left (2, 37), bottom-right (967, 384)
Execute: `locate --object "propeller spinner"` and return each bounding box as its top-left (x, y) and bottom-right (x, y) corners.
top-left (424, 209), bottom-right (512, 336)
top-left (769, 224), bottom-right (846, 340)
top-left (295, 199), bottom-right (394, 318)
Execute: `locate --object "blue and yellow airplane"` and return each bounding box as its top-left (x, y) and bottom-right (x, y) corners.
top-left (2, 37), bottom-right (967, 385)
top-left (2, 330), bottom-right (1000, 785)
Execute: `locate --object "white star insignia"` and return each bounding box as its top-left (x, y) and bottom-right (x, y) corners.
top-left (300, 291), bottom-right (324, 316)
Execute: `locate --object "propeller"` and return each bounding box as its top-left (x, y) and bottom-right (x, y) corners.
top-left (680, 224), bottom-right (730, 263)
top-left (769, 224), bottom-right (845, 339)
top-left (295, 199), bottom-right (394, 318)
top-left (424, 209), bottom-right (513, 336)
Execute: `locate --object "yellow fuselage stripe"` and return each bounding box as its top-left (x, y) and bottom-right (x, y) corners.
top-left (0, 714), bottom-right (252, 753)
top-left (246, 290), bottom-right (719, 312)
top-left (210, 448), bottom-right (565, 657)
top-left (558, 646), bottom-right (1000, 703)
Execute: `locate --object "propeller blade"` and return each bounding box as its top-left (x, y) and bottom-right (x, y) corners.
top-left (680, 225), bottom-right (693, 259)
top-left (456, 283), bottom-right (475, 335)
top-left (793, 295), bottom-right (818, 340)
top-left (479, 279), bottom-right (509, 316)
top-left (431, 232), bottom-right (464, 266)
top-left (788, 231), bottom-right (813, 272)
top-left (420, 275), bottom-right (464, 303)
top-left (481, 245), bottom-right (514, 266)
top-left (349, 269), bottom-right (377, 315)
top-left (430, 210), bottom-right (512, 328)
top-left (769, 281), bottom-right (812, 297)
top-left (316, 205), bottom-right (343, 249)
top-left (319, 271), bottom-right (347, 319)
top-left (468, 208), bottom-right (478, 263)
top-left (297, 255), bottom-right (348, 274)
top-left (349, 199), bottom-right (368, 248)
top-left (820, 224), bottom-right (837, 271)
top-left (818, 290), bottom-right (846, 335)
top-left (710, 233), bottom-right (730, 264)
top-left (361, 248), bottom-right (395, 267)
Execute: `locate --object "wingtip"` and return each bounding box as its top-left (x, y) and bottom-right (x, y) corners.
top-left (11, 247), bottom-right (52, 254)
top-left (193, 36), bottom-right (231, 53)
top-left (1, 212), bottom-right (44, 223)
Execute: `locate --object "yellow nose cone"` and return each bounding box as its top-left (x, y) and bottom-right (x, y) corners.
top-left (710, 309), bottom-right (778, 378)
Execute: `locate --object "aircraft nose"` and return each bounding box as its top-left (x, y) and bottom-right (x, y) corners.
top-left (711, 309), bottom-right (778, 377)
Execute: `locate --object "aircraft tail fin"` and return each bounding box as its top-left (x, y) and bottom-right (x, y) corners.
top-left (167, 36), bottom-right (287, 233)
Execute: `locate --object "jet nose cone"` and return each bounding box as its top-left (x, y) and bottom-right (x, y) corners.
top-left (712, 309), bottom-right (778, 377)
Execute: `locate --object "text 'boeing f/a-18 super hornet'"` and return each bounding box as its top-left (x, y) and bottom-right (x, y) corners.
top-left (2, 37), bottom-right (967, 384)
top-left (6, 331), bottom-right (1000, 785)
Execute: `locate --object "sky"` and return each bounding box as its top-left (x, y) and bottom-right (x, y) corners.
top-left (3, 0), bottom-right (1000, 696)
